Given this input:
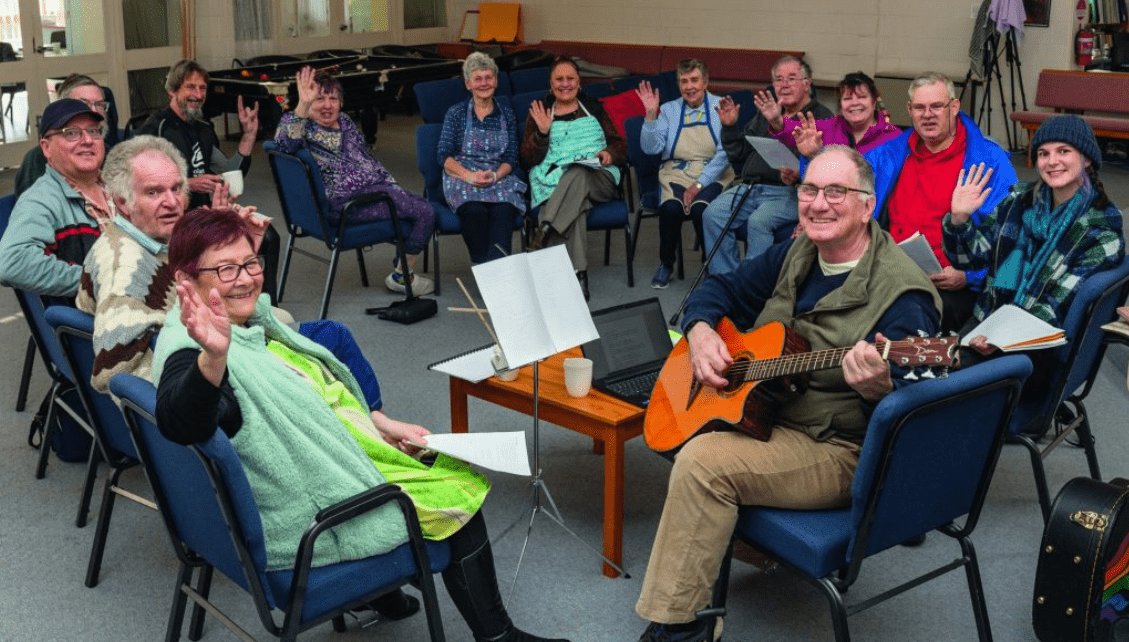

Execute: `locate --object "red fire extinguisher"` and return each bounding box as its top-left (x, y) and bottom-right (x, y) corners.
top-left (1077, 28), bottom-right (1095, 66)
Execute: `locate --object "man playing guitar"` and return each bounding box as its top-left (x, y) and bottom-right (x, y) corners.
top-left (635, 145), bottom-right (941, 642)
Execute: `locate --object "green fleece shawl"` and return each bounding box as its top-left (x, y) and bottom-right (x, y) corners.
top-left (153, 294), bottom-right (408, 571)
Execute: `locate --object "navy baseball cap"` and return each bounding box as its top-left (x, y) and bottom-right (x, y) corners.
top-left (39, 98), bottom-right (104, 139)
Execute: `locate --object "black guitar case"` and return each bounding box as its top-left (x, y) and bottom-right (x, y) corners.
top-left (1034, 477), bottom-right (1129, 641)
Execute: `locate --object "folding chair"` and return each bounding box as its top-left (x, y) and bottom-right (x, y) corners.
top-left (111, 374), bottom-right (450, 642)
top-left (0, 192), bottom-right (36, 411)
top-left (702, 355), bottom-right (1032, 642)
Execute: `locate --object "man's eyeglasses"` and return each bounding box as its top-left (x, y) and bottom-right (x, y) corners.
top-left (773, 75), bottom-right (808, 85)
top-left (46, 126), bottom-right (105, 142)
top-left (909, 99), bottom-right (953, 117)
top-left (78, 99), bottom-right (110, 113)
top-left (796, 183), bottom-right (872, 204)
top-left (197, 258), bottom-right (264, 283)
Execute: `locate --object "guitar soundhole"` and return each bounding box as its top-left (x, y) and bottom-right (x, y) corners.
top-left (724, 357), bottom-right (750, 393)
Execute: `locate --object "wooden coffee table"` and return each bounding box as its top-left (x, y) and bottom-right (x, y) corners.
top-left (448, 347), bottom-right (645, 578)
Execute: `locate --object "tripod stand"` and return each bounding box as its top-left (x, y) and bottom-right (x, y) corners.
top-left (966, 25), bottom-right (1028, 152)
top-left (491, 360), bottom-right (629, 597)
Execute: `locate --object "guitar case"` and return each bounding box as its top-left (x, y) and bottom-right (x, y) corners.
top-left (1034, 477), bottom-right (1129, 641)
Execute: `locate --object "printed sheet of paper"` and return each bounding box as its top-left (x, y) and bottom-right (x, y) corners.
top-left (745, 136), bottom-right (800, 171)
top-left (411, 432), bottom-right (530, 476)
top-left (472, 246), bottom-right (598, 368)
top-left (962, 304), bottom-right (1066, 351)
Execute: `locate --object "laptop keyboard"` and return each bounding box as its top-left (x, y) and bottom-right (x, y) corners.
top-left (606, 371), bottom-right (660, 398)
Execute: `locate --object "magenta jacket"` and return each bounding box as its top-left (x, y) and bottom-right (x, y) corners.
top-left (770, 111), bottom-right (901, 154)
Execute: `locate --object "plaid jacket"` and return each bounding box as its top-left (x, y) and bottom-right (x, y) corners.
top-left (942, 188), bottom-right (1124, 326)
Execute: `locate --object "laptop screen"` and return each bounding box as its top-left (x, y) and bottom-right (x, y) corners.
top-left (583, 298), bottom-right (672, 381)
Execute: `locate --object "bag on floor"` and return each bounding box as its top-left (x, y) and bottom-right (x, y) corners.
top-left (27, 384), bottom-right (93, 463)
top-left (1034, 476), bottom-right (1129, 641)
top-left (366, 296), bottom-right (437, 325)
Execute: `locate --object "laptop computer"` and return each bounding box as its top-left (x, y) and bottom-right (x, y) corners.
top-left (581, 298), bottom-right (673, 407)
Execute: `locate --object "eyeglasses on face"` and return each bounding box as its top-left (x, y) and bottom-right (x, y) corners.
top-left (796, 183), bottom-right (872, 203)
top-left (909, 98), bottom-right (953, 116)
top-left (773, 75), bottom-right (807, 85)
top-left (196, 257), bottom-right (264, 282)
top-left (78, 99), bottom-right (110, 113)
top-left (47, 126), bottom-right (104, 142)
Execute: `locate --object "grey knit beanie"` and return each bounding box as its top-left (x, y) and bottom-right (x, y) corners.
top-left (1030, 114), bottom-right (1102, 171)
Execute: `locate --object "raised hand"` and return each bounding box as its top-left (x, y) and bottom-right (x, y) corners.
top-left (950, 162), bottom-right (994, 225)
top-left (791, 112), bottom-right (823, 158)
top-left (236, 205), bottom-right (271, 252)
top-left (294, 66), bottom-right (318, 118)
top-left (716, 95), bottom-right (740, 127)
top-left (236, 95), bottom-right (260, 156)
top-left (211, 180), bottom-right (234, 208)
top-left (529, 100), bottom-right (554, 135)
top-left (636, 80), bottom-right (661, 119)
top-left (753, 89), bottom-right (783, 131)
top-left (177, 279), bottom-right (231, 359)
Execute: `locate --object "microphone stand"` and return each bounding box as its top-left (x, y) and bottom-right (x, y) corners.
top-left (669, 182), bottom-right (757, 326)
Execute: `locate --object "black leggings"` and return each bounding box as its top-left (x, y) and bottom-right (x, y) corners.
top-left (446, 510), bottom-right (490, 561)
top-left (456, 202), bottom-right (518, 264)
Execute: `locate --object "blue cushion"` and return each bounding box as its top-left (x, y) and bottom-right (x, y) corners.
top-left (735, 506), bottom-right (852, 579)
top-left (266, 539), bottom-right (450, 623)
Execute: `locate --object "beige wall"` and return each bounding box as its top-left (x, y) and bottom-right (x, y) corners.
top-left (448, 0), bottom-right (1080, 145)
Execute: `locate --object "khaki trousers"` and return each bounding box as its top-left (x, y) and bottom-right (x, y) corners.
top-left (538, 166), bottom-right (618, 271)
top-left (635, 428), bottom-right (860, 623)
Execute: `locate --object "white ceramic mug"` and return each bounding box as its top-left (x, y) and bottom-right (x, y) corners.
top-left (562, 357), bottom-right (593, 398)
top-left (221, 170), bottom-right (244, 198)
top-left (495, 368), bottom-right (519, 382)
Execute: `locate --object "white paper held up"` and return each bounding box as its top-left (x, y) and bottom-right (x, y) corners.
top-left (961, 304), bottom-right (1066, 352)
top-left (745, 136), bottom-right (800, 171)
top-left (410, 432), bottom-right (531, 476)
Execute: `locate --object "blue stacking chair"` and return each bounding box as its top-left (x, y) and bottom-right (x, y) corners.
top-left (1006, 255), bottom-right (1129, 520)
top-left (701, 355), bottom-right (1032, 642)
top-left (414, 123), bottom-right (526, 295)
top-left (508, 66), bottom-right (549, 95)
top-left (613, 72), bottom-right (676, 102)
top-left (414, 77), bottom-right (471, 124)
top-left (110, 374), bottom-right (450, 642)
top-left (1, 192), bottom-right (36, 411)
top-left (581, 82), bottom-right (615, 99)
top-left (46, 306), bottom-right (157, 587)
top-left (264, 141), bottom-right (415, 320)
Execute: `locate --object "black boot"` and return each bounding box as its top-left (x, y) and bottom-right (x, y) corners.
top-left (441, 541), bottom-right (571, 642)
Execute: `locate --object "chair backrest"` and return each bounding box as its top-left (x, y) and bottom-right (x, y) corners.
top-left (12, 288), bottom-right (74, 382)
top-left (509, 66), bottom-right (549, 95)
top-left (0, 193), bottom-right (15, 230)
top-left (510, 89), bottom-right (545, 135)
top-left (263, 141), bottom-right (334, 243)
top-left (110, 375), bottom-right (270, 600)
top-left (624, 116), bottom-right (661, 208)
top-left (413, 77), bottom-right (470, 124)
top-left (45, 306), bottom-right (136, 458)
top-left (494, 70), bottom-right (512, 97)
top-left (729, 89), bottom-right (757, 131)
top-left (846, 354), bottom-right (1031, 568)
top-left (415, 123), bottom-right (446, 206)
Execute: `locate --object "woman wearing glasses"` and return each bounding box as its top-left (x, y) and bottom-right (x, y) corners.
top-left (153, 208), bottom-right (569, 642)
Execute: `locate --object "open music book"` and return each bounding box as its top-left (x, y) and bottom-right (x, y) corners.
top-left (961, 304), bottom-right (1067, 352)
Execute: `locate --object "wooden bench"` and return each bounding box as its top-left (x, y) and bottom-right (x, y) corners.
top-left (1010, 69), bottom-right (1129, 146)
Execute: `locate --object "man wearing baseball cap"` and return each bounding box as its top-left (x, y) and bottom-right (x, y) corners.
top-left (0, 97), bottom-right (113, 300)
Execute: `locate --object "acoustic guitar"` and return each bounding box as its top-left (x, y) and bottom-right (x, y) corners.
top-left (643, 319), bottom-right (958, 454)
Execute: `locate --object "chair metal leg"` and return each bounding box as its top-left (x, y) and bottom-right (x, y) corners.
top-left (433, 232), bottom-right (442, 296)
top-left (355, 248), bottom-right (369, 287)
top-left (276, 232), bottom-right (297, 303)
top-left (35, 382), bottom-right (62, 479)
top-left (17, 336), bottom-right (35, 412)
top-left (75, 443), bottom-right (103, 528)
top-left (188, 564), bottom-right (214, 641)
top-left (1010, 432), bottom-right (1053, 522)
top-left (85, 466), bottom-right (125, 587)
top-left (814, 575), bottom-right (853, 642)
top-left (1072, 404), bottom-right (1102, 480)
top-left (958, 536), bottom-right (994, 642)
top-left (625, 226), bottom-right (635, 287)
top-left (332, 615), bottom-right (347, 633)
top-left (166, 563), bottom-right (194, 642)
top-left (319, 248), bottom-right (343, 320)
top-left (604, 229), bottom-right (612, 265)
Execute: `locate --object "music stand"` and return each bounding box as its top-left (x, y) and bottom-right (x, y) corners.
top-left (469, 247), bottom-right (629, 593)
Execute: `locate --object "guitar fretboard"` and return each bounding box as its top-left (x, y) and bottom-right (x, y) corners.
top-left (727, 341), bottom-right (891, 383)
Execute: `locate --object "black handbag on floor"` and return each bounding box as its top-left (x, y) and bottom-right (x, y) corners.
top-left (1034, 477), bottom-right (1129, 641)
top-left (366, 296), bottom-right (437, 324)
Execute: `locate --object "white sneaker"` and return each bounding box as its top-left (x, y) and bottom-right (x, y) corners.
top-left (385, 270), bottom-right (434, 296)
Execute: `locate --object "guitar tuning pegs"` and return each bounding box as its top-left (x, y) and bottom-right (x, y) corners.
top-left (917, 329), bottom-right (928, 337)
top-left (949, 330), bottom-right (958, 336)
top-left (904, 370), bottom-right (919, 381)
top-left (920, 369), bottom-right (936, 379)
top-left (938, 368), bottom-right (949, 379)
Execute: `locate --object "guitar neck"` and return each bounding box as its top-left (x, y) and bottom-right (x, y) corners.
top-left (739, 341), bottom-right (891, 382)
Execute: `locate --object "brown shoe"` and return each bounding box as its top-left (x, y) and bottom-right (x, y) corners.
top-left (528, 223), bottom-right (552, 251)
